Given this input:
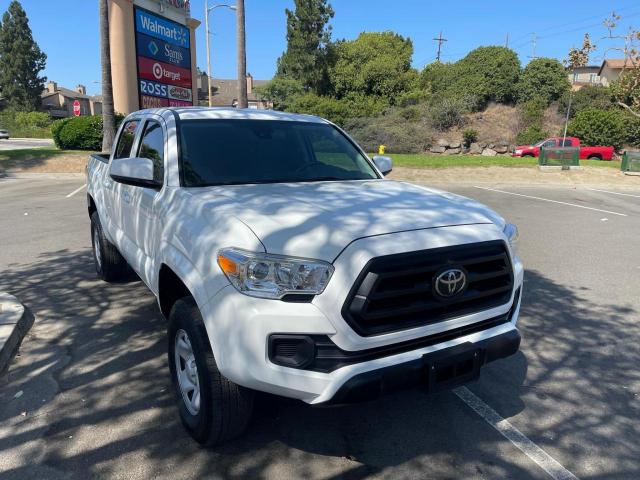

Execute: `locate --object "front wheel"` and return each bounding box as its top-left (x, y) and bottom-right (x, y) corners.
top-left (168, 297), bottom-right (254, 446)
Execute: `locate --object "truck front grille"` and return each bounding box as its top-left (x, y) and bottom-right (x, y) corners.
top-left (342, 241), bottom-right (514, 336)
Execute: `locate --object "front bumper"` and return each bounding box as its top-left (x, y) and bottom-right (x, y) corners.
top-left (199, 225), bottom-right (524, 404)
top-left (324, 328), bottom-right (520, 405)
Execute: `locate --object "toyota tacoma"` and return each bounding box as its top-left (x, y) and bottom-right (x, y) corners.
top-left (86, 108), bottom-right (523, 445)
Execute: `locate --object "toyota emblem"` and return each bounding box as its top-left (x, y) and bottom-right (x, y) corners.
top-left (434, 268), bottom-right (467, 298)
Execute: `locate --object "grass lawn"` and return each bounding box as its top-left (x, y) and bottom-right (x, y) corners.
top-left (0, 147), bottom-right (90, 173)
top-left (381, 153), bottom-right (623, 169)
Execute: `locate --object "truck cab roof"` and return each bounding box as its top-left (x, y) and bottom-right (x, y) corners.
top-left (132, 107), bottom-right (330, 124)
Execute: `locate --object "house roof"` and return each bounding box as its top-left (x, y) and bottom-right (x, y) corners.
top-left (209, 78), bottom-right (269, 106)
top-left (598, 58), bottom-right (639, 75)
top-left (41, 87), bottom-right (102, 102)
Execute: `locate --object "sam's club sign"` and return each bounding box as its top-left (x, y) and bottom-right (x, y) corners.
top-left (135, 7), bottom-right (193, 108)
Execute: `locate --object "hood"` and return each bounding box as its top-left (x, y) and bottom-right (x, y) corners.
top-left (189, 180), bottom-right (504, 261)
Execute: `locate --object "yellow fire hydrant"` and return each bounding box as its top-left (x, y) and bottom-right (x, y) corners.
top-left (378, 144), bottom-right (386, 155)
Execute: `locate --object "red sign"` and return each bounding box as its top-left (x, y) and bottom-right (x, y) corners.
top-left (138, 57), bottom-right (191, 89)
top-left (73, 100), bottom-right (81, 116)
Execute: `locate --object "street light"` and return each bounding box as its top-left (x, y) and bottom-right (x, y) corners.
top-left (205, 1), bottom-right (236, 107)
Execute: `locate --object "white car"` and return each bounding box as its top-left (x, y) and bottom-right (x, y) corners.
top-left (0, 129), bottom-right (9, 139)
top-left (86, 108), bottom-right (523, 446)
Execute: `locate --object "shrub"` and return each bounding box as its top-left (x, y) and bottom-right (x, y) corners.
top-left (557, 85), bottom-right (614, 119)
top-left (0, 109), bottom-right (52, 138)
top-left (520, 97), bottom-right (547, 126)
top-left (462, 128), bottom-right (479, 147)
top-left (253, 76), bottom-right (305, 110)
top-left (344, 115), bottom-right (432, 154)
top-left (517, 57), bottom-right (570, 104)
top-left (624, 113), bottom-right (640, 147)
top-left (51, 114), bottom-right (124, 150)
top-left (567, 108), bottom-right (626, 150)
top-left (516, 125), bottom-right (547, 145)
top-left (285, 93), bottom-right (386, 126)
top-left (427, 96), bottom-right (476, 131)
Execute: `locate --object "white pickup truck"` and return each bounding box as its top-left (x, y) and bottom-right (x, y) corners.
top-left (86, 107), bottom-right (523, 446)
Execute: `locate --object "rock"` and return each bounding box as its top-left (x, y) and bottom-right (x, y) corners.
top-left (494, 145), bottom-right (509, 154)
top-left (437, 139), bottom-right (449, 148)
top-left (430, 146), bottom-right (446, 154)
top-left (448, 141), bottom-right (461, 149)
top-left (446, 148), bottom-right (461, 154)
top-left (488, 143), bottom-right (495, 149)
top-left (478, 142), bottom-right (487, 149)
top-left (469, 142), bottom-right (483, 154)
top-left (481, 148), bottom-right (497, 156)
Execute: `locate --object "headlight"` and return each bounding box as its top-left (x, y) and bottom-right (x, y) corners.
top-left (515, 149), bottom-right (523, 155)
top-left (217, 248), bottom-right (334, 299)
top-left (503, 223), bottom-right (519, 255)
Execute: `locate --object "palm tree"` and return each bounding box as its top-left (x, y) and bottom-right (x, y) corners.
top-left (236, 0), bottom-right (248, 108)
top-left (100, 0), bottom-right (116, 152)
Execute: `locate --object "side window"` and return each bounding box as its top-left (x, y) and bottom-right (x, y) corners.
top-left (543, 139), bottom-right (556, 148)
top-left (137, 121), bottom-right (165, 182)
top-left (114, 120), bottom-right (139, 159)
top-left (561, 139), bottom-right (573, 147)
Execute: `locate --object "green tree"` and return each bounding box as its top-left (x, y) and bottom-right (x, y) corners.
top-left (254, 77), bottom-right (305, 110)
top-left (0, 1), bottom-right (47, 111)
top-left (329, 32), bottom-right (417, 102)
top-left (557, 85), bottom-right (614, 119)
top-left (454, 46), bottom-right (520, 105)
top-left (276, 0), bottom-right (334, 94)
top-left (517, 57), bottom-right (569, 104)
top-left (567, 108), bottom-right (626, 149)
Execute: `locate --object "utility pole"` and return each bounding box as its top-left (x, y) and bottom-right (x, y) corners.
top-left (529, 32), bottom-right (537, 59)
top-left (236, 0), bottom-right (248, 108)
top-left (205, 2), bottom-right (236, 107)
top-left (505, 33), bottom-right (509, 49)
top-left (433, 31), bottom-right (448, 62)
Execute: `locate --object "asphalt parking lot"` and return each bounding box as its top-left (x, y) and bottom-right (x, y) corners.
top-left (1, 175), bottom-right (639, 479)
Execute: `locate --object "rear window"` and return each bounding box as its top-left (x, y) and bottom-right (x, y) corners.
top-left (179, 119), bottom-right (378, 187)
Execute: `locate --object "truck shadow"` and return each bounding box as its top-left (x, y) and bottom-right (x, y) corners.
top-left (0, 250), bottom-right (638, 479)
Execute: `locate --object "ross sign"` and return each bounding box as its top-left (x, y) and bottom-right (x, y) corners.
top-left (135, 7), bottom-right (193, 108)
top-left (73, 100), bottom-right (81, 116)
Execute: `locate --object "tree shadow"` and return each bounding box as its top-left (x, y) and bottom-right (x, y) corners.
top-left (0, 243), bottom-right (638, 477)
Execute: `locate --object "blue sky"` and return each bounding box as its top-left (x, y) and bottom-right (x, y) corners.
top-left (1, 0), bottom-right (640, 96)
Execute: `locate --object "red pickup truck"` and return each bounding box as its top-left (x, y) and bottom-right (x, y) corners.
top-left (512, 137), bottom-right (615, 160)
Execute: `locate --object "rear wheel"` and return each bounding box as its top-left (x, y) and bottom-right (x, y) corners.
top-left (587, 154), bottom-right (602, 160)
top-left (90, 212), bottom-right (129, 282)
top-left (522, 153), bottom-right (535, 157)
top-left (168, 297), bottom-right (254, 446)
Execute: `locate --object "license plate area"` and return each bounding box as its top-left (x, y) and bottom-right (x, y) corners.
top-left (423, 342), bottom-right (481, 393)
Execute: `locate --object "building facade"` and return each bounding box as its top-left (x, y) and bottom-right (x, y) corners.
top-left (567, 65), bottom-right (602, 90)
top-left (40, 81), bottom-right (103, 118)
top-left (598, 59), bottom-right (639, 87)
top-left (196, 72), bottom-right (271, 109)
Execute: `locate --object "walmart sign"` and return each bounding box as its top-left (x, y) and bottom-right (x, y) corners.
top-left (135, 9), bottom-right (190, 48)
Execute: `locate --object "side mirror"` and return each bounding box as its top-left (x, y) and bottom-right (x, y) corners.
top-left (372, 155), bottom-right (393, 176)
top-left (110, 157), bottom-right (162, 189)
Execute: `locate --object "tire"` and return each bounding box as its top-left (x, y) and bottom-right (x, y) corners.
top-left (522, 153), bottom-right (535, 157)
top-left (587, 155), bottom-right (601, 160)
top-left (168, 297), bottom-right (254, 446)
top-left (90, 211), bottom-right (129, 282)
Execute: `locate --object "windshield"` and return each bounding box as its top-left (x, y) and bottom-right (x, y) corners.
top-left (179, 119), bottom-right (379, 187)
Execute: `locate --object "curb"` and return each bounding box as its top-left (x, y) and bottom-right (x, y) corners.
top-left (0, 293), bottom-right (34, 374)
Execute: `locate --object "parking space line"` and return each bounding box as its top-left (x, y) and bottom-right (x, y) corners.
top-left (454, 387), bottom-right (578, 480)
top-left (586, 188), bottom-right (640, 199)
top-left (473, 186), bottom-right (627, 217)
top-left (66, 184), bottom-right (86, 198)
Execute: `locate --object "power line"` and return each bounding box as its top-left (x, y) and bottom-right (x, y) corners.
top-left (433, 31), bottom-right (448, 62)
